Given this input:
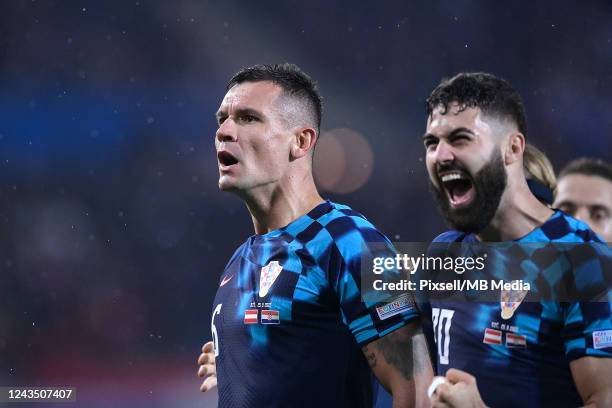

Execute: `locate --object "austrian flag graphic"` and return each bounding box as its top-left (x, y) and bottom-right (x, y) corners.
top-left (243, 309), bottom-right (258, 324)
top-left (483, 328), bottom-right (502, 345)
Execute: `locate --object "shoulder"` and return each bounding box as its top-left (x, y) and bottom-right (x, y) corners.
top-left (319, 201), bottom-right (390, 245)
top-left (225, 240), bottom-right (249, 267)
top-left (432, 230), bottom-right (469, 243)
top-left (293, 201), bottom-right (392, 262)
top-left (541, 211), bottom-right (604, 243)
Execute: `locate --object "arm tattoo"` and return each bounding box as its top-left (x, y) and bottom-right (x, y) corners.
top-left (375, 329), bottom-right (429, 380)
top-left (362, 344), bottom-right (377, 368)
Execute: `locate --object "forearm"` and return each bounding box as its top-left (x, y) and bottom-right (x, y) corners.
top-left (363, 322), bottom-right (434, 408)
top-left (581, 390), bottom-right (612, 408)
top-left (571, 356), bottom-right (612, 408)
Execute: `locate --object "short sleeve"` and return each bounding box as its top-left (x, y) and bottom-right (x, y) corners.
top-left (563, 241), bottom-right (612, 360)
top-left (563, 299), bottom-right (612, 360)
top-left (323, 213), bottom-right (420, 346)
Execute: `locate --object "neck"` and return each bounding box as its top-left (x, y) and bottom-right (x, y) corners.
top-left (241, 170), bottom-right (323, 235)
top-left (476, 176), bottom-right (554, 242)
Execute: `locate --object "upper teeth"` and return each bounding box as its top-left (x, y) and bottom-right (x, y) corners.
top-left (441, 173), bottom-right (463, 182)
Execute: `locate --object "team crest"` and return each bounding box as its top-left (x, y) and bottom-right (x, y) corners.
top-left (500, 283), bottom-right (529, 319)
top-left (259, 261), bottom-right (283, 298)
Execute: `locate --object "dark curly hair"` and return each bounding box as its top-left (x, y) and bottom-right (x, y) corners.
top-left (426, 72), bottom-right (527, 138)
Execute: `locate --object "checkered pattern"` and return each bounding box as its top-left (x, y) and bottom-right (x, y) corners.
top-left (424, 211), bottom-right (612, 408)
top-left (212, 200), bottom-right (418, 408)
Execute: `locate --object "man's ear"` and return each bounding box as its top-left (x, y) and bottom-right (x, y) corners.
top-left (290, 127), bottom-right (318, 160)
top-left (505, 132), bottom-right (525, 166)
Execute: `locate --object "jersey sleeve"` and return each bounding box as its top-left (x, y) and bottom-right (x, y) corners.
top-left (563, 299), bottom-right (612, 360)
top-left (563, 242), bottom-right (612, 360)
top-left (323, 212), bottom-right (420, 347)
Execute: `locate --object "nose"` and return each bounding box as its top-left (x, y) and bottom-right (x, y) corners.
top-left (432, 140), bottom-right (455, 165)
top-left (216, 119), bottom-right (237, 144)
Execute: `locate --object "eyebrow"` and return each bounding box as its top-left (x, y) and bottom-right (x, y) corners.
top-left (215, 107), bottom-right (263, 122)
top-left (555, 201), bottom-right (610, 213)
top-left (554, 200), bottom-right (575, 209)
top-left (422, 127), bottom-right (475, 141)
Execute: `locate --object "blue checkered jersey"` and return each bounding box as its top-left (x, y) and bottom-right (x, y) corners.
top-left (422, 211), bottom-right (612, 408)
top-left (211, 201), bottom-right (419, 408)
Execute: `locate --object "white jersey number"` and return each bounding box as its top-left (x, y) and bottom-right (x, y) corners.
top-left (211, 303), bottom-right (222, 357)
top-left (431, 307), bottom-right (455, 365)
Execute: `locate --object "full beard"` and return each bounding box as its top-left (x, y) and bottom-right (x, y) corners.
top-left (430, 149), bottom-right (507, 233)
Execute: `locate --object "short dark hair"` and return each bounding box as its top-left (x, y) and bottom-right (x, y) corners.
top-left (559, 157), bottom-right (612, 183)
top-left (426, 72), bottom-right (527, 138)
top-left (227, 63), bottom-right (322, 133)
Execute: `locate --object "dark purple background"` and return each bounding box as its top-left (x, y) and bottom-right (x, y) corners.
top-left (1, 1), bottom-right (611, 406)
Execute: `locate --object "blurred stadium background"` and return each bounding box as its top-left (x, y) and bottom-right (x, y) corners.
top-left (1, 1), bottom-right (611, 406)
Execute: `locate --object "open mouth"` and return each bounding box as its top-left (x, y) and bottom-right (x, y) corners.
top-left (217, 151), bottom-right (239, 168)
top-left (439, 171), bottom-right (475, 208)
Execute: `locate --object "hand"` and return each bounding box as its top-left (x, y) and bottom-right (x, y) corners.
top-left (197, 341), bottom-right (217, 392)
top-left (430, 369), bottom-right (487, 408)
